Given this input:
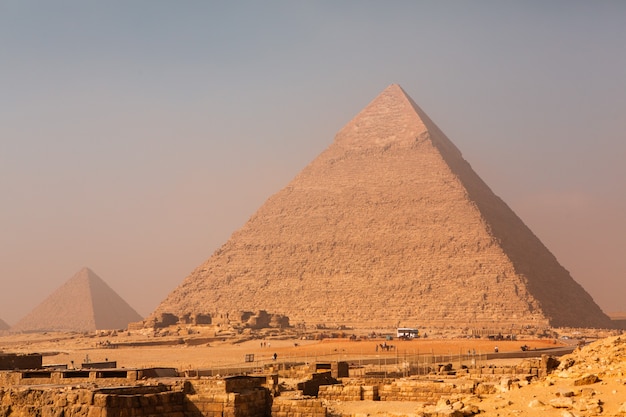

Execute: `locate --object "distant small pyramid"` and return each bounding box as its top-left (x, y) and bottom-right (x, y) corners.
top-left (151, 84), bottom-right (611, 329)
top-left (12, 267), bottom-right (142, 332)
top-left (0, 318), bottom-right (9, 331)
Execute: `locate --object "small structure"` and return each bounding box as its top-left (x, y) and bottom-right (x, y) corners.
top-left (397, 327), bottom-right (419, 339)
top-left (82, 361), bottom-right (117, 369)
top-left (0, 353), bottom-right (43, 370)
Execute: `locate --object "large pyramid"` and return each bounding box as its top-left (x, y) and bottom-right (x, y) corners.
top-left (0, 318), bottom-right (9, 331)
top-left (152, 84), bottom-right (611, 329)
top-left (12, 267), bottom-right (143, 332)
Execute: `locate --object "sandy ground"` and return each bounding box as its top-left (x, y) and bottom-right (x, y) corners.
top-left (0, 330), bottom-right (560, 370)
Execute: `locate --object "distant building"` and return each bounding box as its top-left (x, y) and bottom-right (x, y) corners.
top-left (397, 328), bottom-right (419, 339)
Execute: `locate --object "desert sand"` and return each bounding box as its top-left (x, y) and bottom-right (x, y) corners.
top-left (0, 330), bottom-right (559, 370)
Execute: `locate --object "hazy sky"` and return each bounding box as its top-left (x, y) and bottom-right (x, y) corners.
top-left (1, 1), bottom-right (625, 325)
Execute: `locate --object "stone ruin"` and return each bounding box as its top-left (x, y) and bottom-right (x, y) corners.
top-left (4, 335), bottom-right (626, 416)
top-left (0, 348), bottom-right (569, 417)
top-left (145, 310), bottom-right (289, 331)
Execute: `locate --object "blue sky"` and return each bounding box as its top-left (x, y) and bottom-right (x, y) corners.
top-left (1, 1), bottom-right (625, 324)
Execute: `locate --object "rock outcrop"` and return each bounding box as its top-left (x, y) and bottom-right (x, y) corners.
top-left (11, 267), bottom-right (142, 332)
top-left (151, 84), bottom-right (611, 329)
top-left (473, 335), bottom-right (626, 416)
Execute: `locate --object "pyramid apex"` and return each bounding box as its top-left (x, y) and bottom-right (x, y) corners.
top-left (334, 84), bottom-right (429, 150)
top-left (379, 83), bottom-right (411, 97)
top-left (382, 83), bottom-right (405, 92)
top-left (77, 266), bottom-right (95, 275)
top-left (71, 267), bottom-right (101, 284)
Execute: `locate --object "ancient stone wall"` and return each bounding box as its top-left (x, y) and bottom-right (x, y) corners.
top-left (91, 390), bottom-right (186, 417)
top-left (0, 386), bottom-right (184, 417)
top-left (318, 378), bottom-right (479, 404)
top-left (0, 377), bottom-right (272, 417)
top-left (0, 369), bottom-right (138, 386)
top-left (467, 365), bottom-right (540, 378)
top-left (380, 380), bottom-right (475, 403)
top-left (318, 384), bottom-right (379, 401)
top-left (186, 389), bottom-right (268, 417)
top-left (318, 372), bottom-right (540, 405)
top-left (271, 397), bottom-right (327, 417)
top-left (187, 379), bottom-right (269, 417)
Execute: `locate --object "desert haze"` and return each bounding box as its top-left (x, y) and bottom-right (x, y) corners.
top-left (2, 2), bottom-right (625, 327)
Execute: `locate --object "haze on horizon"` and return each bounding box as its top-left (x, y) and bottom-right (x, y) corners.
top-left (1, 1), bottom-right (625, 325)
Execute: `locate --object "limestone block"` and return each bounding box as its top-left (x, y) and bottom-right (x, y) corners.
top-left (555, 389), bottom-right (574, 397)
top-left (549, 397), bottom-right (573, 409)
top-left (573, 374), bottom-right (600, 386)
top-left (40, 405), bottom-right (62, 417)
top-left (77, 391), bottom-right (94, 405)
top-left (573, 398), bottom-right (602, 413)
top-left (527, 399), bottom-right (544, 408)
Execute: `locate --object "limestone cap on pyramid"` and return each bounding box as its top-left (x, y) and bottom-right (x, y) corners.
top-left (150, 84), bottom-right (612, 330)
top-left (11, 267), bottom-right (143, 333)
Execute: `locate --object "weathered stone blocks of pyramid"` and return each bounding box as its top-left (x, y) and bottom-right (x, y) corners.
top-left (151, 84), bottom-right (611, 330)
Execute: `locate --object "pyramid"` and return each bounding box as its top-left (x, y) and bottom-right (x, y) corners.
top-left (152, 84), bottom-right (611, 329)
top-left (12, 267), bottom-right (143, 332)
top-left (0, 318), bottom-right (9, 331)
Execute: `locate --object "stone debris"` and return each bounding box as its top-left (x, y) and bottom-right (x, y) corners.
top-left (475, 335), bottom-right (626, 416)
top-left (549, 396), bottom-right (574, 408)
top-left (573, 374), bottom-right (600, 386)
